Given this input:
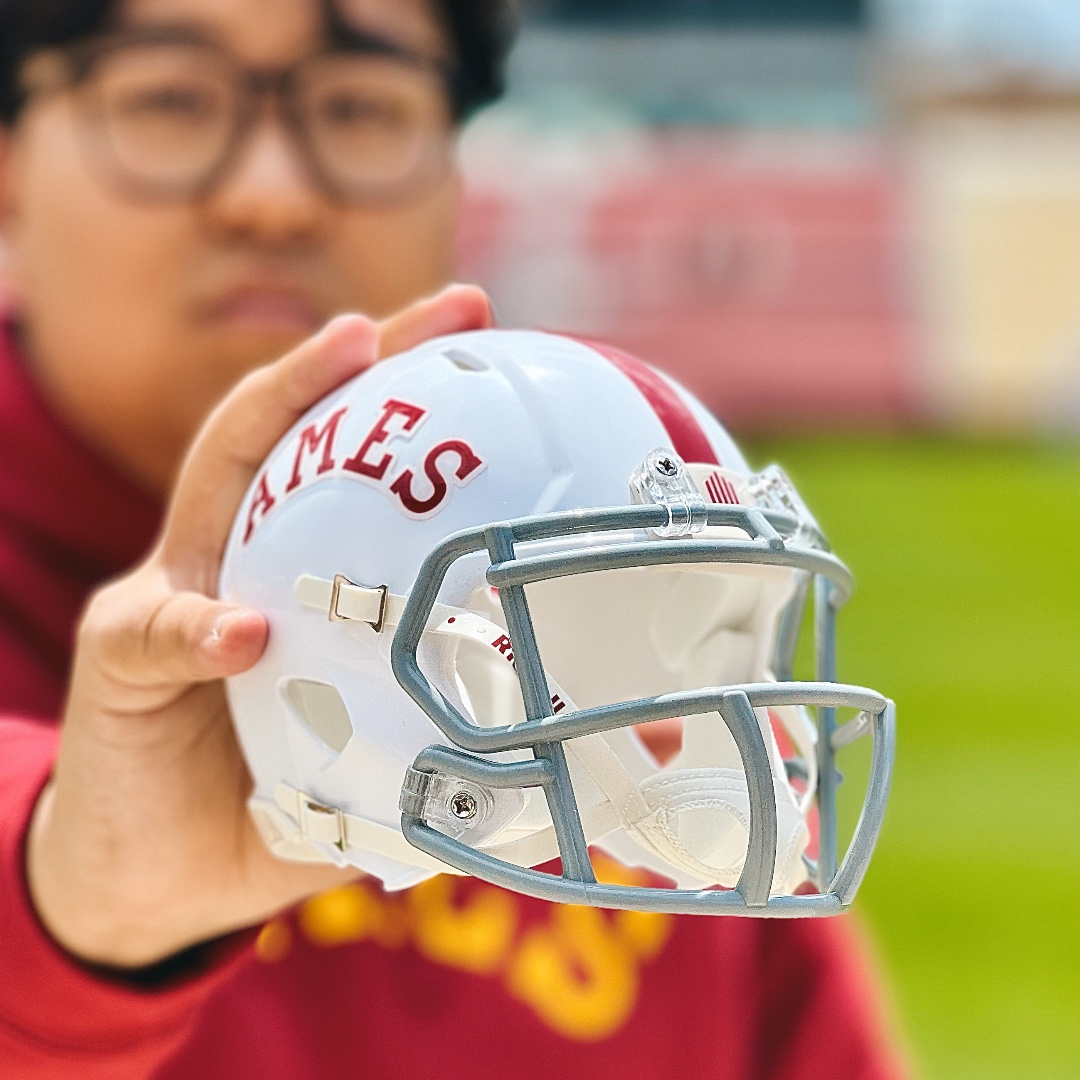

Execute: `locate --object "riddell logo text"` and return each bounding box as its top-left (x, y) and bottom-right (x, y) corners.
top-left (242, 398), bottom-right (485, 543)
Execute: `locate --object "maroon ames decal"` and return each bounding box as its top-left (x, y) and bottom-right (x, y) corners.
top-left (285, 406), bottom-right (349, 493)
top-left (342, 398), bottom-right (427, 480)
top-left (241, 398), bottom-right (484, 544)
top-left (389, 439), bottom-right (484, 518)
top-left (242, 472), bottom-right (277, 543)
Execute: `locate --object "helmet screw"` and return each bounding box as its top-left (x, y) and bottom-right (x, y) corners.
top-left (449, 790), bottom-right (478, 821)
top-left (655, 456), bottom-right (678, 477)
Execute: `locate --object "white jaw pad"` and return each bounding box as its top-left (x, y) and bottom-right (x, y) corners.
top-left (634, 768), bottom-right (808, 892)
top-left (566, 731), bottom-right (809, 894)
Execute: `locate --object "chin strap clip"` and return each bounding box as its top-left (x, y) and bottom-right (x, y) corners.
top-left (329, 574), bottom-right (388, 630)
top-left (293, 574), bottom-right (458, 632)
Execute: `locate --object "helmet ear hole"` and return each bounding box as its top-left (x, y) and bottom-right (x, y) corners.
top-left (282, 678), bottom-right (353, 754)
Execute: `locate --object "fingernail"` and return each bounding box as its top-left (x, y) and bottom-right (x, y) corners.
top-left (321, 314), bottom-right (376, 357)
top-left (209, 610), bottom-right (241, 644)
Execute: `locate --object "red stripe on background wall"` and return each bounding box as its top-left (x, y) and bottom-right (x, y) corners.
top-left (578, 338), bottom-right (720, 466)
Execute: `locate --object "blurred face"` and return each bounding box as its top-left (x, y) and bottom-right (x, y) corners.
top-left (0, 0), bottom-right (459, 492)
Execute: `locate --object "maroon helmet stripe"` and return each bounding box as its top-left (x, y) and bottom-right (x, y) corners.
top-left (579, 338), bottom-right (720, 466)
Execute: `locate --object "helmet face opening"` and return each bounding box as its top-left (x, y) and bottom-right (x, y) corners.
top-left (221, 329), bottom-right (895, 913)
top-left (391, 500), bottom-right (895, 916)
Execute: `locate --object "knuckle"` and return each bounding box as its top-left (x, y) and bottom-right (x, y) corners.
top-left (139, 593), bottom-right (184, 662)
top-left (76, 571), bottom-right (181, 670)
top-left (238, 363), bottom-right (278, 401)
top-left (77, 581), bottom-right (130, 651)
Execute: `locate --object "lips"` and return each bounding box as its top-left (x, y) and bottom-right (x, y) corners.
top-left (204, 285), bottom-right (326, 335)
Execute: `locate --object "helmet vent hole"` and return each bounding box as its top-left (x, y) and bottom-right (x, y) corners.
top-left (283, 679), bottom-right (353, 754)
top-left (442, 347), bottom-right (489, 373)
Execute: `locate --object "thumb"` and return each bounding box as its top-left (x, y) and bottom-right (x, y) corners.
top-left (87, 583), bottom-right (268, 692)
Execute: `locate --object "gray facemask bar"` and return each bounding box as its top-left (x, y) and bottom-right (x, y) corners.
top-left (391, 503), bottom-right (895, 916)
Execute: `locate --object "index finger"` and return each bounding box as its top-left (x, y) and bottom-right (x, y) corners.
top-left (158, 315), bottom-right (378, 588)
top-left (378, 283), bottom-right (493, 359)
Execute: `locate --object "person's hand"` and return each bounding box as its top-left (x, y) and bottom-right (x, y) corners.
top-left (26, 285), bottom-right (493, 969)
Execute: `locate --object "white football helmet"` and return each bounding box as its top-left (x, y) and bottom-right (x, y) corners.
top-left (221, 330), bottom-right (894, 916)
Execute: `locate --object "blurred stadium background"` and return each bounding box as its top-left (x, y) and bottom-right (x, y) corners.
top-left (455, 3), bottom-right (1079, 1078)
top-left (0, 2), bottom-right (1073, 1077)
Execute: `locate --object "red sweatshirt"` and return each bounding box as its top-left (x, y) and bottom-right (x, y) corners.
top-left (0, 321), bottom-right (905, 1080)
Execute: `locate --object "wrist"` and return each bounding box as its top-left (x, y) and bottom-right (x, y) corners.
top-left (26, 780), bottom-right (194, 968)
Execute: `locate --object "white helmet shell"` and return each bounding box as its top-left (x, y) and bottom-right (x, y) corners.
top-left (221, 330), bottom-right (894, 914)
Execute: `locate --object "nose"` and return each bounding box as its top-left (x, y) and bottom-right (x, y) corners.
top-left (199, 108), bottom-right (328, 245)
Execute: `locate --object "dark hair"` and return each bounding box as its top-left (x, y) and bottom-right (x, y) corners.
top-left (0, 0), bottom-right (517, 124)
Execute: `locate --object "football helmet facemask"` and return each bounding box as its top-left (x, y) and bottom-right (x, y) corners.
top-left (221, 329), bottom-right (894, 916)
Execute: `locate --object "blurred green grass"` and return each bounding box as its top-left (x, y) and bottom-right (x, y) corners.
top-left (745, 435), bottom-right (1080, 1080)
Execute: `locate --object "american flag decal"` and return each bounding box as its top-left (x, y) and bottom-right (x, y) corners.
top-left (704, 471), bottom-right (740, 505)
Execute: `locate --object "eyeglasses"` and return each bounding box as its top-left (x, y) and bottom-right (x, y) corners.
top-left (22, 28), bottom-right (457, 205)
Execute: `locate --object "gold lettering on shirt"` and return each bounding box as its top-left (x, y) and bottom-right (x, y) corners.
top-left (298, 881), bottom-right (407, 949)
top-left (283, 855), bottom-right (674, 1042)
top-left (406, 874), bottom-right (518, 975)
top-left (507, 904), bottom-right (639, 1040)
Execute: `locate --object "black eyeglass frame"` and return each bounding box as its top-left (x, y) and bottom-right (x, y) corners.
top-left (23, 25), bottom-right (462, 206)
